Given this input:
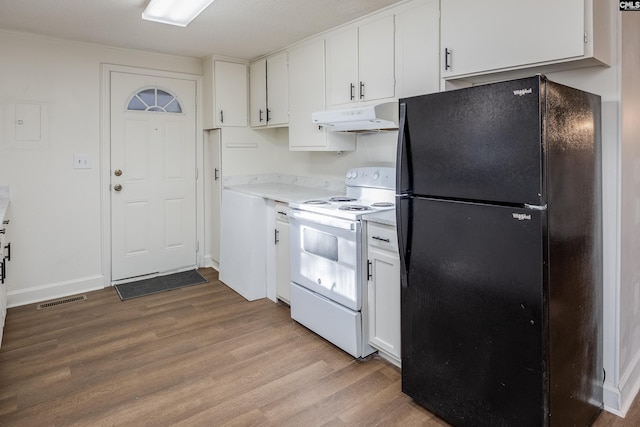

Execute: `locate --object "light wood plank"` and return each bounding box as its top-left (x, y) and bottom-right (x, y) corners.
top-left (0, 268), bottom-right (635, 426)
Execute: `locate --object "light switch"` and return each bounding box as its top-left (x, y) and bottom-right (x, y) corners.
top-left (74, 154), bottom-right (92, 169)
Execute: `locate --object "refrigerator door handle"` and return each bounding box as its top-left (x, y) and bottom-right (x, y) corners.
top-left (396, 194), bottom-right (411, 287)
top-left (396, 102), bottom-right (412, 196)
top-left (524, 204), bottom-right (548, 210)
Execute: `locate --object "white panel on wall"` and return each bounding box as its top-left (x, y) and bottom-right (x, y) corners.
top-left (2, 103), bottom-right (49, 149)
top-left (15, 103), bottom-right (41, 141)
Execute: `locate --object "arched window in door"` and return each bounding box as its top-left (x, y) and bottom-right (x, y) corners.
top-left (126, 87), bottom-right (183, 113)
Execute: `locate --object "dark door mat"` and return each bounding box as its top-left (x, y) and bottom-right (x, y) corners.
top-left (115, 270), bottom-right (208, 300)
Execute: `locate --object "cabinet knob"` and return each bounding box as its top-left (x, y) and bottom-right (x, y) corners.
top-left (114, 184), bottom-right (123, 192)
top-left (114, 169), bottom-right (123, 177)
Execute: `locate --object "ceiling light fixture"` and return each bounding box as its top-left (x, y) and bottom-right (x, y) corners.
top-left (142, 0), bottom-right (215, 27)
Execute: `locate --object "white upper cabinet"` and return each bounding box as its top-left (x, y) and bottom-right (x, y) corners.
top-left (203, 58), bottom-right (248, 128)
top-left (441, 0), bottom-right (611, 81)
top-left (326, 14), bottom-right (395, 107)
top-left (395, 0), bottom-right (440, 98)
top-left (249, 59), bottom-right (267, 127)
top-left (288, 39), bottom-right (355, 151)
top-left (250, 52), bottom-right (289, 127)
top-left (266, 52), bottom-right (289, 126)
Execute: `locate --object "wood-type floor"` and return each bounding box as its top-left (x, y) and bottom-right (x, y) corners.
top-left (0, 268), bottom-right (636, 426)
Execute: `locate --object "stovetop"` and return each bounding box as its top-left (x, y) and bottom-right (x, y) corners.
top-left (289, 167), bottom-right (396, 221)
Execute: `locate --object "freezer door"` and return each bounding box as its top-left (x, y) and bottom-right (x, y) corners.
top-left (399, 76), bottom-right (544, 205)
top-left (402, 197), bottom-right (545, 427)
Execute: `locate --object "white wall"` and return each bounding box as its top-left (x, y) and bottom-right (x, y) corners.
top-left (617, 11), bottom-right (640, 415)
top-left (0, 30), bottom-right (201, 305)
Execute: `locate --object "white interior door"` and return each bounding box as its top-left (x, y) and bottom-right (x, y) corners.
top-left (110, 71), bottom-right (197, 282)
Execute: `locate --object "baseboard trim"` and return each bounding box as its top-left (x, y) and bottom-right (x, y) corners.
top-left (7, 275), bottom-right (106, 308)
top-left (610, 347), bottom-right (640, 417)
top-left (604, 383), bottom-right (623, 416)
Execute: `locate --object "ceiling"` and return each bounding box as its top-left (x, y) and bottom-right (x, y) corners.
top-left (0, 0), bottom-right (405, 60)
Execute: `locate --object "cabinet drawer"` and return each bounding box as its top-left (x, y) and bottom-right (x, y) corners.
top-left (367, 223), bottom-right (397, 252)
top-left (275, 202), bottom-right (289, 223)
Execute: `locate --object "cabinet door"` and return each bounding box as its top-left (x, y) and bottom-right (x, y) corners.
top-left (326, 27), bottom-right (359, 107)
top-left (288, 40), bottom-right (355, 151)
top-left (266, 52), bottom-right (289, 126)
top-left (249, 59), bottom-right (267, 127)
top-left (214, 61), bottom-right (248, 127)
top-left (359, 14), bottom-right (395, 102)
top-left (395, 0), bottom-right (440, 98)
top-left (441, 0), bottom-right (584, 78)
top-left (368, 245), bottom-right (401, 362)
top-left (288, 40), bottom-right (329, 148)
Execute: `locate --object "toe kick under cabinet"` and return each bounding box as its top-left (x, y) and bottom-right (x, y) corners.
top-left (366, 221), bottom-right (401, 366)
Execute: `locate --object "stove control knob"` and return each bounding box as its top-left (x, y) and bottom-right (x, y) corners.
top-left (373, 172), bottom-right (380, 180)
top-left (351, 171), bottom-right (358, 179)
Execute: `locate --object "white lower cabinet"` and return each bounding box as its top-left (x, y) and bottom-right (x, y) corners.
top-left (366, 222), bottom-right (401, 366)
top-left (274, 202), bottom-right (291, 303)
top-left (0, 216), bottom-right (10, 348)
top-left (219, 190), bottom-right (267, 301)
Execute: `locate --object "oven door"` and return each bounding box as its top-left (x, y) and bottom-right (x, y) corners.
top-left (289, 209), bottom-right (363, 311)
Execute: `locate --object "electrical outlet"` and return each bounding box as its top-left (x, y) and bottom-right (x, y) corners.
top-left (73, 153), bottom-right (92, 169)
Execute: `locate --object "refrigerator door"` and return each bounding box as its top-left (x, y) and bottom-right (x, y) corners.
top-left (402, 197), bottom-right (545, 427)
top-left (399, 76), bottom-right (544, 206)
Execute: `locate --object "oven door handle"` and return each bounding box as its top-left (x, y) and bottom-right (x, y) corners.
top-left (288, 209), bottom-right (357, 231)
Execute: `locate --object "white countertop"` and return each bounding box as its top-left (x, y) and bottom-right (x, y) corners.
top-left (0, 186), bottom-right (9, 225)
top-left (223, 174), bottom-right (345, 204)
top-left (363, 209), bottom-right (396, 227)
top-left (225, 182), bottom-right (339, 203)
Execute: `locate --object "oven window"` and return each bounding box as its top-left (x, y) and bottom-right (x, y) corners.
top-left (302, 228), bottom-right (338, 262)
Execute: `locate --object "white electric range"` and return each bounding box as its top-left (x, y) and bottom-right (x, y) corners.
top-left (288, 167), bottom-right (395, 358)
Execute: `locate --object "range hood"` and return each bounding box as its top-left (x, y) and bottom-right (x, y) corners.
top-left (311, 102), bottom-right (398, 132)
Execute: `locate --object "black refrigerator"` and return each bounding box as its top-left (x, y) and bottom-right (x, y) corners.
top-left (395, 75), bottom-right (603, 427)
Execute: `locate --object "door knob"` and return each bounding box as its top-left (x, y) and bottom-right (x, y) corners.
top-left (114, 169), bottom-right (123, 176)
top-left (114, 184), bottom-right (123, 192)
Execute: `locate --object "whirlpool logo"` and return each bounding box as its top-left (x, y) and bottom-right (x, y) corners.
top-left (620, 1), bottom-right (640, 10)
top-left (512, 213), bottom-right (532, 221)
top-left (513, 88), bottom-right (533, 96)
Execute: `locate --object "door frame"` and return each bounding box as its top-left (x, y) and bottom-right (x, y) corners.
top-left (100, 64), bottom-right (204, 286)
